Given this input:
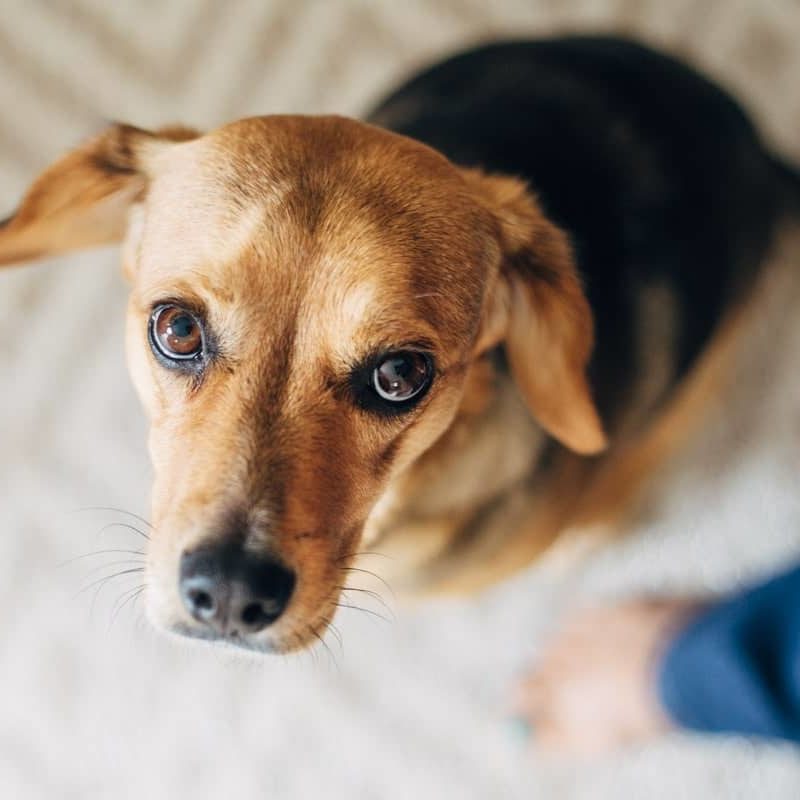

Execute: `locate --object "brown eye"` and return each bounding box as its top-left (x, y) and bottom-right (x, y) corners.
top-left (150, 305), bottom-right (204, 361)
top-left (372, 351), bottom-right (432, 403)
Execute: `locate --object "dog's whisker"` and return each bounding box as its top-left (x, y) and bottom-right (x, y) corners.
top-left (335, 584), bottom-right (396, 621)
top-left (307, 623), bottom-right (339, 673)
top-left (334, 602), bottom-right (392, 625)
top-left (319, 616), bottom-right (344, 654)
top-left (73, 567), bottom-right (146, 601)
top-left (302, 632), bottom-right (318, 671)
top-left (77, 567), bottom-right (146, 622)
top-left (338, 566), bottom-right (396, 600)
top-left (108, 584), bottom-right (147, 630)
top-left (57, 548), bottom-right (146, 568)
top-left (335, 550), bottom-right (396, 563)
top-left (95, 521), bottom-right (150, 542)
top-left (304, 628), bottom-right (320, 669)
top-left (76, 506), bottom-right (154, 530)
top-left (80, 558), bottom-right (146, 580)
top-left (129, 586), bottom-right (147, 626)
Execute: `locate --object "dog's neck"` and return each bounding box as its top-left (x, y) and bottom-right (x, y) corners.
top-left (361, 352), bottom-right (588, 594)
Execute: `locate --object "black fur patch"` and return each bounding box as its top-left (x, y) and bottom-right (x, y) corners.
top-left (368, 36), bottom-right (795, 426)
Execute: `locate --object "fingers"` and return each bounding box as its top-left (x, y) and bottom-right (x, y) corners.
top-left (509, 599), bottom-right (689, 756)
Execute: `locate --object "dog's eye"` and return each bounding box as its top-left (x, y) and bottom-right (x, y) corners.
top-left (150, 305), bottom-right (204, 361)
top-left (372, 351), bottom-right (432, 403)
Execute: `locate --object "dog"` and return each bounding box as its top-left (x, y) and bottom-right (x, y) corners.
top-left (1, 36), bottom-right (796, 653)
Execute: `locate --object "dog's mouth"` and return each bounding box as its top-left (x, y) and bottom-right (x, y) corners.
top-left (168, 621), bottom-right (283, 653)
top-left (167, 611), bottom-right (335, 655)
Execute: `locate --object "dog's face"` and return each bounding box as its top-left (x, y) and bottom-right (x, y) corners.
top-left (0, 116), bottom-right (605, 652)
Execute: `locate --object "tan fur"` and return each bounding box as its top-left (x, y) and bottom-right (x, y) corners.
top-left (565, 295), bottom-right (756, 532)
top-left (1, 114), bottom-right (719, 649)
top-left (462, 170), bottom-right (607, 455)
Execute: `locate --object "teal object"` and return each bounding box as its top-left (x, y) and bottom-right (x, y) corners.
top-left (508, 716), bottom-right (532, 741)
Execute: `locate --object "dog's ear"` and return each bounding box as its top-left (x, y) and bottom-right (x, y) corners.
top-left (467, 170), bottom-right (607, 455)
top-left (0, 123), bottom-right (198, 267)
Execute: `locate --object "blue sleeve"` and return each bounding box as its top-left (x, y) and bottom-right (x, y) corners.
top-left (657, 561), bottom-right (800, 742)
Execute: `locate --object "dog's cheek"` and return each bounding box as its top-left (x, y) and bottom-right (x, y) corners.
top-left (141, 571), bottom-right (177, 631)
top-left (389, 380), bottom-right (467, 476)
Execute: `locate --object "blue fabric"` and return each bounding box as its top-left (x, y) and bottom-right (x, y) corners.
top-left (658, 562), bottom-right (800, 741)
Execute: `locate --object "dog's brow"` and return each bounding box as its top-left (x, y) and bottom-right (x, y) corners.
top-left (336, 313), bottom-right (441, 351)
top-left (137, 196), bottom-right (266, 285)
top-left (351, 336), bottom-right (438, 367)
top-left (136, 267), bottom-right (250, 309)
top-left (134, 280), bottom-right (209, 311)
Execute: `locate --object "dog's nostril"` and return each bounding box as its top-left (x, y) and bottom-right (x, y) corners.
top-left (241, 602), bottom-right (267, 627)
top-left (180, 574), bottom-right (222, 625)
top-left (235, 563), bottom-right (295, 633)
top-left (191, 589), bottom-right (214, 612)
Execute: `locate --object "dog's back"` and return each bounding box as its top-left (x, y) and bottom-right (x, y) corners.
top-left (370, 36), bottom-right (798, 432)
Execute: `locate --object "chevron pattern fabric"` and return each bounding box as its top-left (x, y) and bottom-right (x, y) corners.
top-left (1, 2), bottom-right (800, 798)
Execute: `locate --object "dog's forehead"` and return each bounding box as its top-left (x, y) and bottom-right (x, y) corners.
top-left (136, 136), bottom-right (270, 283)
top-left (134, 116), bottom-right (493, 337)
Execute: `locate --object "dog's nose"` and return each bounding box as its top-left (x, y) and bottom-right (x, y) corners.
top-left (179, 545), bottom-right (295, 635)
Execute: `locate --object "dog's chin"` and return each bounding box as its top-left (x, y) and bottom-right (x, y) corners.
top-left (154, 615), bottom-right (331, 656)
top-left (164, 621), bottom-right (284, 654)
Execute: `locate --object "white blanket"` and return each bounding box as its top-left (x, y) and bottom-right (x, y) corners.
top-left (1, 2), bottom-right (800, 797)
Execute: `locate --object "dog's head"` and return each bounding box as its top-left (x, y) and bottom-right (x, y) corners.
top-left (1, 116), bottom-right (605, 651)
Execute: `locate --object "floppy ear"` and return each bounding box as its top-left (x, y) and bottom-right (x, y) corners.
top-left (467, 170), bottom-right (607, 455)
top-left (0, 123), bottom-right (198, 267)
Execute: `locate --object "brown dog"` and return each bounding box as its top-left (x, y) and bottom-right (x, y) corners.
top-left (1, 38), bottom-right (795, 653)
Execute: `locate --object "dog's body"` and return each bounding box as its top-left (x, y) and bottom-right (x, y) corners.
top-left (1, 37), bottom-right (796, 649)
top-left (363, 37), bottom-right (798, 591)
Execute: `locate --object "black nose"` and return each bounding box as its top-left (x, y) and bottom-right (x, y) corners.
top-left (179, 545), bottom-right (295, 635)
